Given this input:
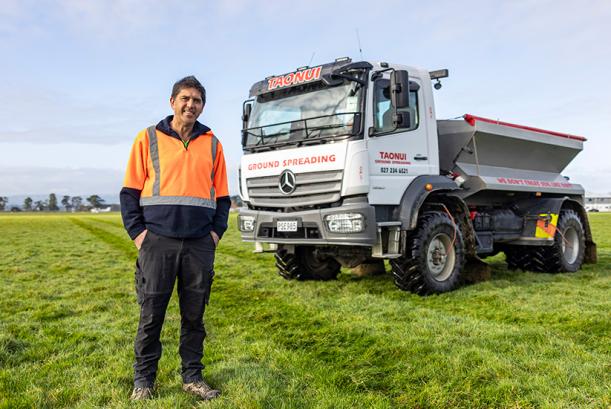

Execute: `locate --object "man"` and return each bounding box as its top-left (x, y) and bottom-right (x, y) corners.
top-left (120, 76), bottom-right (230, 401)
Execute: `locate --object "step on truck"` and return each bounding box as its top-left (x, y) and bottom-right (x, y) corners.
top-left (237, 57), bottom-right (597, 294)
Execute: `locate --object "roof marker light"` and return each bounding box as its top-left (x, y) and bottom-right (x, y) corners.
top-left (429, 69), bottom-right (449, 80)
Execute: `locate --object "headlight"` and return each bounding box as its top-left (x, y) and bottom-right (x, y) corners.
top-left (324, 213), bottom-right (364, 233)
top-left (239, 215), bottom-right (256, 232)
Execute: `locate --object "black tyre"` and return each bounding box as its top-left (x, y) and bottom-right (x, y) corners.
top-left (275, 246), bottom-right (341, 280)
top-left (275, 247), bottom-right (300, 280)
top-left (531, 209), bottom-right (586, 273)
top-left (391, 211), bottom-right (466, 295)
top-left (504, 246), bottom-right (535, 271)
top-left (504, 210), bottom-right (586, 273)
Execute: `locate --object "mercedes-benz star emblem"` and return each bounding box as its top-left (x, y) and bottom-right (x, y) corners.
top-left (279, 170), bottom-right (297, 195)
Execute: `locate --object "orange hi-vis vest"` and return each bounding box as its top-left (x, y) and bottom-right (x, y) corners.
top-left (124, 126), bottom-right (229, 209)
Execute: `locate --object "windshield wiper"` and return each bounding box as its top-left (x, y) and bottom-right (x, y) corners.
top-left (331, 72), bottom-right (366, 86)
top-left (330, 61), bottom-right (373, 86)
top-left (305, 123), bottom-right (349, 140)
top-left (243, 112), bottom-right (359, 148)
top-left (242, 125), bottom-right (297, 146)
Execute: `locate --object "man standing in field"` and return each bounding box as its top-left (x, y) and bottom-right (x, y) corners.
top-left (120, 76), bottom-right (230, 401)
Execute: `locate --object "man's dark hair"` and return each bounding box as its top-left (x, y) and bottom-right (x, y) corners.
top-left (171, 76), bottom-right (206, 105)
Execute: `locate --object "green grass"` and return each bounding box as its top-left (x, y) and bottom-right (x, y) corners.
top-left (0, 212), bottom-right (609, 408)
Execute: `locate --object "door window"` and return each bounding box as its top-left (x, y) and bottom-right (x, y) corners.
top-left (373, 78), bottom-right (419, 134)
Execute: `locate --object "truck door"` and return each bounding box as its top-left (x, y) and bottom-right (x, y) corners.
top-left (367, 74), bottom-right (431, 204)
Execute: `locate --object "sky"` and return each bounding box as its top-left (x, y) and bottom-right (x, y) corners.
top-left (1, 0), bottom-right (611, 203)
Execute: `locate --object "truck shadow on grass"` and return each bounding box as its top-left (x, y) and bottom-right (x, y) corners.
top-left (333, 255), bottom-right (599, 297)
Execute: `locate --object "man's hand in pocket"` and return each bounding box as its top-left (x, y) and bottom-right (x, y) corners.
top-left (134, 229), bottom-right (148, 250)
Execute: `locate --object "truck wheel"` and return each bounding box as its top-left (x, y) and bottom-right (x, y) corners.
top-left (275, 246), bottom-right (340, 281)
top-left (391, 212), bottom-right (465, 295)
top-left (275, 248), bottom-right (300, 280)
top-left (531, 209), bottom-right (586, 273)
top-left (504, 246), bottom-right (535, 271)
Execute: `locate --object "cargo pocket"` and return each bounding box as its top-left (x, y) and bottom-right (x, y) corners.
top-left (135, 259), bottom-right (144, 305)
top-left (204, 269), bottom-right (215, 305)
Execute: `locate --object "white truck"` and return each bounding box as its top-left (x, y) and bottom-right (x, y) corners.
top-left (237, 58), bottom-right (597, 294)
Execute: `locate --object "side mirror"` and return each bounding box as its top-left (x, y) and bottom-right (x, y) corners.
top-left (351, 112), bottom-right (362, 136)
top-left (393, 111), bottom-right (411, 128)
top-left (390, 70), bottom-right (410, 109)
top-left (242, 101), bottom-right (253, 130)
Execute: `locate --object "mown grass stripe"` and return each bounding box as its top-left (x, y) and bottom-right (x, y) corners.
top-left (84, 216), bottom-right (125, 229)
top-left (69, 217), bottom-right (135, 260)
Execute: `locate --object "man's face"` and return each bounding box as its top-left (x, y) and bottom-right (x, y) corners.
top-left (170, 87), bottom-right (204, 126)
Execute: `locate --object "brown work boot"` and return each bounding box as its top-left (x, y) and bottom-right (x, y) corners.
top-left (182, 380), bottom-right (221, 400)
top-left (130, 386), bottom-right (154, 400)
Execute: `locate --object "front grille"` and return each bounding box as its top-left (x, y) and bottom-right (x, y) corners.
top-left (247, 170), bottom-right (343, 208)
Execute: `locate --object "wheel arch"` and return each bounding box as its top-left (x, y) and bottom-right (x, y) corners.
top-left (515, 196), bottom-right (596, 264)
top-left (393, 176), bottom-right (475, 256)
top-left (423, 193), bottom-right (477, 257)
top-left (393, 175), bottom-right (461, 231)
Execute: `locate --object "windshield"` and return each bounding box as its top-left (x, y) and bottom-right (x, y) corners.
top-left (243, 80), bottom-right (363, 148)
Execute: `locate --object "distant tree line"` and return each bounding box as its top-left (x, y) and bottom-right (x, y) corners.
top-left (2, 194), bottom-right (244, 212)
top-left (1, 194), bottom-right (106, 212)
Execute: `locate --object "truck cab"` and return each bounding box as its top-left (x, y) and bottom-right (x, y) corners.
top-left (239, 59), bottom-right (437, 242)
top-left (238, 58), bottom-right (596, 294)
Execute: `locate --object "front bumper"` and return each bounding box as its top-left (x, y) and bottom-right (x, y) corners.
top-left (238, 200), bottom-right (377, 246)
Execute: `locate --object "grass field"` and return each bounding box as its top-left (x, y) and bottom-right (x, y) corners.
top-left (0, 212), bottom-right (609, 408)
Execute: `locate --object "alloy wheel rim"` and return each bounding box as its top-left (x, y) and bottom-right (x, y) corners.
top-left (426, 233), bottom-right (455, 281)
top-left (561, 226), bottom-right (579, 264)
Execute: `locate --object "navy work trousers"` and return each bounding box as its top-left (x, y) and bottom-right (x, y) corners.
top-left (133, 230), bottom-right (215, 388)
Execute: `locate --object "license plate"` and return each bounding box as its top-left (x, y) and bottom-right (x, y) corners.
top-left (277, 220), bottom-right (298, 232)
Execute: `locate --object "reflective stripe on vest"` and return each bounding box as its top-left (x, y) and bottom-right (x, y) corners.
top-left (211, 135), bottom-right (218, 200)
top-left (140, 126), bottom-right (218, 208)
top-left (147, 126), bottom-right (161, 196)
top-left (140, 195), bottom-right (216, 209)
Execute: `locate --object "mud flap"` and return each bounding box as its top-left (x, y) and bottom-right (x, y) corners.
top-left (462, 256), bottom-right (491, 284)
top-left (585, 240), bottom-right (597, 264)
